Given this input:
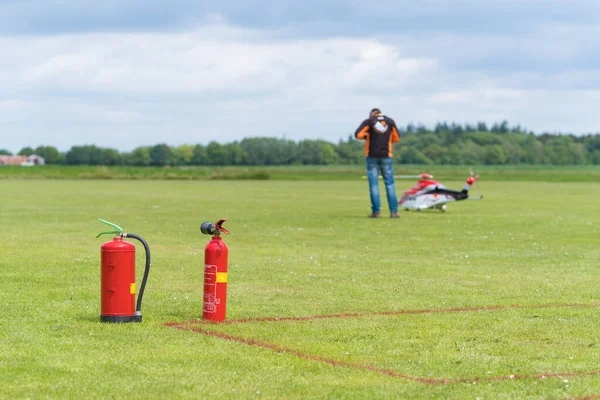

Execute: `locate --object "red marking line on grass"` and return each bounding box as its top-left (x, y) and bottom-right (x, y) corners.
top-left (166, 303), bottom-right (600, 385)
top-left (166, 322), bottom-right (441, 385)
top-left (166, 322), bottom-right (600, 386)
top-left (174, 303), bottom-right (600, 326)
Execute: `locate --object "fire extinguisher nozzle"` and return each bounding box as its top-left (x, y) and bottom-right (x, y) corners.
top-left (200, 222), bottom-right (216, 235)
top-left (201, 219), bottom-right (229, 236)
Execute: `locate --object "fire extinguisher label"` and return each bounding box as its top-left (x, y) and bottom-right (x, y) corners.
top-left (204, 264), bottom-right (217, 313)
top-left (216, 272), bottom-right (227, 283)
top-left (130, 283), bottom-right (136, 294)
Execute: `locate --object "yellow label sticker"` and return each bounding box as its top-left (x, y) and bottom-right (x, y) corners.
top-left (216, 272), bottom-right (228, 283)
top-left (130, 282), bottom-right (136, 294)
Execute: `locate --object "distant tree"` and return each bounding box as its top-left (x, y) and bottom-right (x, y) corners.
top-left (460, 140), bottom-right (484, 165)
top-left (127, 147), bottom-right (151, 166)
top-left (416, 124), bottom-right (429, 135)
top-left (297, 140), bottom-right (338, 165)
top-left (206, 141), bottom-right (227, 166)
top-left (273, 139), bottom-right (299, 165)
top-left (240, 137), bottom-right (269, 165)
top-left (449, 123), bottom-right (464, 137)
top-left (65, 145), bottom-right (116, 165)
top-left (521, 134), bottom-right (545, 164)
top-left (510, 124), bottom-right (522, 133)
top-left (537, 133), bottom-right (554, 144)
top-left (434, 122), bottom-right (450, 134)
top-left (120, 152), bottom-right (132, 165)
top-left (398, 134), bottom-right (421, 149)
top-left (9, 121), bottom-right (600, 167)
top-left (335, 136), bottom-right (364, 165)
top-left (320, 141), bottom-right (339, 164)
top-left (411, 133), bottom-right (441, 150)
top-left (297, 140), bottom-right (319, 164)
top-left (444, 144), bottom-right (464, 165)
top-left (501, 140), bottom-right (525, 164)
top-left (589, 150), bottom-right (600, 165)
top-left (35, 146), bottom-right (64, 164)
top-left (397, 147), bottom-right (432, 164)
top-left (465, 131), bottom-right (502, 146)
top-left (89, 146), bottom-right (105, 165)
top-left (18, 147), bottom-right (34, 156)
top-left (149, 144), bottom-right (172, 166)
top-left (544, 136), bottom-right (586, 165)
top-left (584, 135), bottom-right (600, 152)
top-left (0, 149), bottom-right (12, 155)
top-left (191, 144), bottom-right (207, 165)
top-left (66, 146), bottom-right (89, 165)
top-left (422, 144), bottom-right (447, 163)
top-left (172, 144), bottom-right (194, 166)
top-left (240, 137), bottom-right (297, 165)
top-left (490, 120), bottom-right (509, 134)
top-left (483, 145), bottom-right (507, 165)
top-left (503, 132), bottom-right (528, 146)
top-left (224, 142), bottom-right (245, 165)
top-left (477, 122), bottom-right (489, 132)
top-left (102, 148), bottom-right (121, 165)
top-left (568, 142), bottom-right (587, 165)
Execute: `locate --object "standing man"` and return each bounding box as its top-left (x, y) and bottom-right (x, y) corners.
top-left (355, 108), bottom-right (400, 218)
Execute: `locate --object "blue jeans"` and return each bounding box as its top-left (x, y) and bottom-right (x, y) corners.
top-left (366, 157), bottom-right (398, 214)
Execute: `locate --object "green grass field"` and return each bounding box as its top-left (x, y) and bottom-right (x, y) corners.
top-left (1, 171), bottom-right (600, 399)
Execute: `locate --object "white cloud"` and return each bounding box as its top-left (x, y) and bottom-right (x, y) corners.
top-left (4, 29), bottom-right (439, 96)
top-left (1, 14), bottom-right (599, 153)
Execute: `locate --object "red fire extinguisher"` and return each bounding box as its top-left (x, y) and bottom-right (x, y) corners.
top-left (97, 219), bottom-right (151, 323)
top-left (200, 219), bottom-right (229, 322)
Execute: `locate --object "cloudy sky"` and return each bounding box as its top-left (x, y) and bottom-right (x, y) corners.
top-left (1, 0), bottom-right (599, 153)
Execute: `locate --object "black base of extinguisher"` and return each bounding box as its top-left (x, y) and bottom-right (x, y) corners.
top-left (101, 315), bottom-right (142, 323)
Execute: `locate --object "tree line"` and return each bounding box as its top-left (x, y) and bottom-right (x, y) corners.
top-left (3, 121), bottom-right (600, 166)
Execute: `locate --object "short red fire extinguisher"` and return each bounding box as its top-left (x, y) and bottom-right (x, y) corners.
top-left (200, 219), bottom-right (229, 322)
top-left (97, 219), bottom-right (151, 323)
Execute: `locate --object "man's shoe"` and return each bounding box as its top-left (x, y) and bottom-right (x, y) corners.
top-left (390, 212), bottom-right (400, 218)
top-left (368, 213), bottom-right (381, 218)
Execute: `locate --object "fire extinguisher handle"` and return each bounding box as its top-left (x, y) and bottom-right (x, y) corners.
top-left (96, 218), bottom-right (124, 238)
top-left (122, 233), bottom-right (151, 320)
top-left (214, 219), bottom-right (229, 234)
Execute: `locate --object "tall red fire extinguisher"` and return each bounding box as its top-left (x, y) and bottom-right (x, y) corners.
top-left (97, 219), bottom-right (151, 323)
top-left (200, 219), bottom-right (229, 322)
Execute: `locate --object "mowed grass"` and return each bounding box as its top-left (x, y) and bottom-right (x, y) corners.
top-left (1, 175), bottom-right (600, 399)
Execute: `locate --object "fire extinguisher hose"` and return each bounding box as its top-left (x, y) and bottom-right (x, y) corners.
top-left (123, 233), bottom-right (151, 319)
